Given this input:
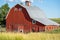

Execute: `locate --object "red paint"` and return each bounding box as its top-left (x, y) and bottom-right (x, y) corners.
top-left (45, 25), bottom-right (59, 31)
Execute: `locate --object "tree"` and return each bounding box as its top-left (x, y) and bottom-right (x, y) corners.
top-left (0, 3), bottom-right (10, 27)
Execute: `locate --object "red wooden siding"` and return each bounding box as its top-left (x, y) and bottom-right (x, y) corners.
top-left (45, 25), bottom-right (59, 31)
top-left (6, 4), bottom-right (59, 33)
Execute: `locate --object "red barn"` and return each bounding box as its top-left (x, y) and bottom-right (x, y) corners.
top-left (6, 1), bottom-right (59, 33)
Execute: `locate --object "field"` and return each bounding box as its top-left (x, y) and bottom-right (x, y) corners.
top-left (0, 28), bottom-right (60, 40)
top-left (50, 18), bottom-right (60, 24)
top-left (0, 32), bottom-right (60, 40)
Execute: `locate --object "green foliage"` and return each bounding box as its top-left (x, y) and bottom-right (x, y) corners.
top-left (0, 3), bottom-right (10, 27)
top-left (0, 3), bottom-right (10, 18)
top-left (1, 3), bottom-right (10, 16)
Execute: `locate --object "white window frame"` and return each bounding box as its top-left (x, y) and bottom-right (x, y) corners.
top-left (14, 8), bottom-right (17, 11)
top-left (32, 20), bottom-right (36, 24)
top-left (19, 8), bottom-right (22, 11)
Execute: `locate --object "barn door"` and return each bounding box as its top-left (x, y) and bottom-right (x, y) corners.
top-left (18, 25), bottom-right (24, 33)
top-left (11, 25), bottom-right (13, 31)
top-left (39, 27), bottom-right (45, 32)
top-left (32, 27), bottom-right (35, 32)
top-left (11, 24), bottom-right (18, 32)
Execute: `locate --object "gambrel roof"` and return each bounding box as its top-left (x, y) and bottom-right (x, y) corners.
top-left (22, 5), bottom-right (59, 25)
top-left (6, 4), bottom-right (60, 26)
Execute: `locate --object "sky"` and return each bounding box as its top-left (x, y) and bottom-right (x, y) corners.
top-left (0, 0), bottom-right (60, 18)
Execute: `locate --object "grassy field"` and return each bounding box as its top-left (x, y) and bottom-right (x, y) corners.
top-left (50, 18), bottom-right (60, 24)
top-left (0, 28), bottom-right (60, 40)
top-left (0, 32), bottom-right (60, 40)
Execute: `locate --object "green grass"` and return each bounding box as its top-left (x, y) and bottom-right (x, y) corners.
top-left (46, 28), bottom-right (60, 34)
top-left (50, 18), bottom-right (60, 24)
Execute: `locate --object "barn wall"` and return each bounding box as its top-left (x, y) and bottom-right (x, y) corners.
top-left (6, 4), bottom-right (45, 32)
top-left (6, 7), bottom-right (14, 31)
top-left (39, 26), bottom-right (45, 32)
top-left (45, 25), bottom-right (59, 31)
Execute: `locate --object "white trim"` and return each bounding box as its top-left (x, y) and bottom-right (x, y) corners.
top-left (5, 7), bottom-right (12, 19)
top-left (5, 4), bottom-right (18, 19)
top-left (5, 4), bottom-right (25, 19)
top-left (32, 20), bottom-right (36, 24)
top-left (5, 4), bottom-right (23, 19)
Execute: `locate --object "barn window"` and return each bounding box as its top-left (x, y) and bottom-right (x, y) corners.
top-left (32, 20), bottom-right (36, 24)
top-left (14, 8), bottom-right (17, 11)
top-left (19, 8), bottom-right (22, 11)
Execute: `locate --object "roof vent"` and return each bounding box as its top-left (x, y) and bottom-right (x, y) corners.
top-left (25, 1), bottom-right (31, 6)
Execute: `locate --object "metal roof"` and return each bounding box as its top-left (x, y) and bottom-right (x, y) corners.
top-left (22, 5), bottom-right (60, 25)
